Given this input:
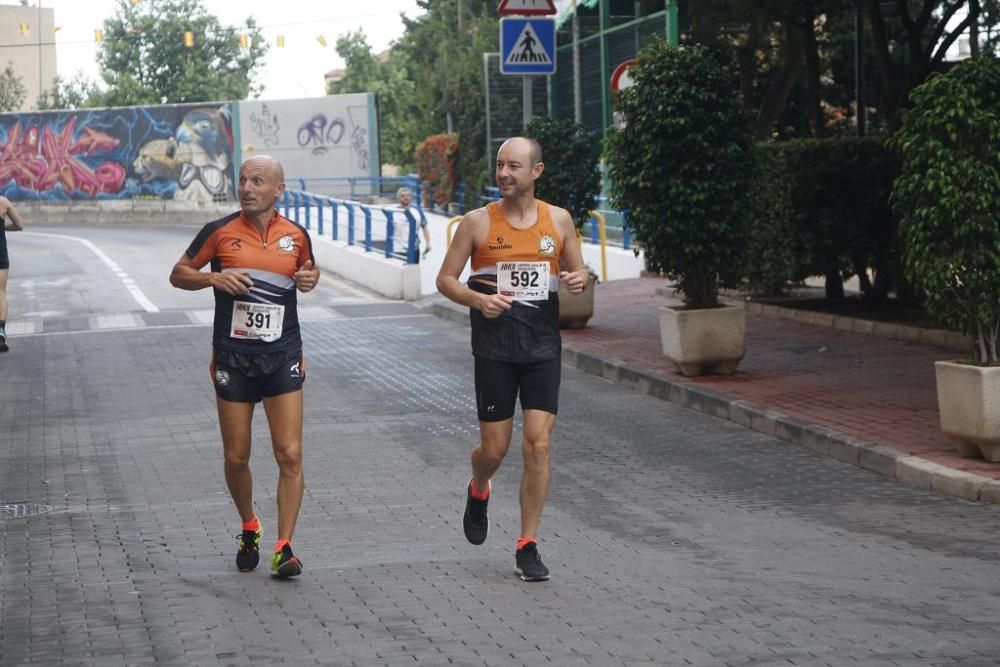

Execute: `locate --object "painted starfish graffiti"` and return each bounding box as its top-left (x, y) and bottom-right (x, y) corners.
top-left (0, 117), bottom-right (125, 197)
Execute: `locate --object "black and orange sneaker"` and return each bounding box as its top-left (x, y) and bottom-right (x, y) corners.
top-left (515, 542), bottom-right (550, 582)
top-left (463, 479), bottom-right (489, 545)
top-left (270, 543), bottom-right (302, 578)
top-left (236, 522), bottom-right (263, 572)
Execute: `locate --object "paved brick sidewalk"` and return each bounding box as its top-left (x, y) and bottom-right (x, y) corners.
top-left (559, 277), bottom-right (1000, 484)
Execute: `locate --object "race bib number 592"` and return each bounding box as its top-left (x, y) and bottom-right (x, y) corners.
top-left (230, 301), bottom-right (285, 342)
top-left (497, 261), bottom-right (549, 301)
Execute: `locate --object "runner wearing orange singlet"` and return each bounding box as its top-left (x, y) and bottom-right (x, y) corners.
top-left (169, 155), bottom-right (320, 578)
top-left (436, 137), bottom-right (589, 581)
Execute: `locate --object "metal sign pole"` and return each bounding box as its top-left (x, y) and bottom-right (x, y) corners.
top-left (485, 52), bottom-right (494, 171)
top-left (523, 76), bottom-right (533, 129)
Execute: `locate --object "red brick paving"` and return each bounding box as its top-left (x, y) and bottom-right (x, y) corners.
top-left (562, 277), bottom-right (1000, 481)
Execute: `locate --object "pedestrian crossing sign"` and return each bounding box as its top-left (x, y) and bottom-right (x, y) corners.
top-left (500, 17), bottom-right (557, 75)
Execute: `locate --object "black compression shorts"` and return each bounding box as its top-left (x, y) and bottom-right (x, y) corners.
top-left (210, 347), bottom-right (304, 403)
top-left (474, 355), bottom-right (561, 422)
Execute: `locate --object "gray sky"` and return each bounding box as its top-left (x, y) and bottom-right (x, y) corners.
top-left (38, 0), bottom-right (424, 100)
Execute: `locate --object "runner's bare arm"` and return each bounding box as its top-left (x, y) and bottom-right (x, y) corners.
top-left (169, 254), bottom-right (252, 295)
top-left (1, 197), bottom-right (23, 231)
top-left (435, 208), bottom-right (512, 319)
top-left (553, 207), bottom-right (589, 294)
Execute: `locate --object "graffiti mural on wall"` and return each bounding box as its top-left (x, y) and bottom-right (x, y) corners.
top-left (0, 103), bottom-right (236, 203)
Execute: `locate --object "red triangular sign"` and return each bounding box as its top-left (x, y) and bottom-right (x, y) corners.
top-left (497, 0), bottom-right (557, 16)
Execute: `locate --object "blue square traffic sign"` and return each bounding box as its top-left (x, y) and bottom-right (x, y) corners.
top-left (500, 17), bottom-right (557, 75)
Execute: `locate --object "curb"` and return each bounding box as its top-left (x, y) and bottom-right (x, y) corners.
top-left (743, 300), bottom-right (972, 353)
top-left (428, 301), bottom-right (1000, 505)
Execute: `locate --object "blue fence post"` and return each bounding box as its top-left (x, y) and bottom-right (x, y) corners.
top-left (315, 196), bottom-right (324, 236)
top-left (350, 178), bottom-right (357, 202)
top-left (330, 198), bottom-right (339, 241)
top-left (622, 209), bottom-right (632, 251)
top-left (403, 209), bottom-right (418, 264)
top-left (282, 191), bottom-right (290, 218)
top-left (362, 206), bottom-right (373, 252)
top-left (290, 191), bottom-right (300, 222)
top-left (304, 194), bottom-right (312, 230)
top-left (345, 203), bottom-right (355, 246)
top-left (298, 178), bottom-right (306, 191)
top-left (383, 208), bottom-right (395, 258)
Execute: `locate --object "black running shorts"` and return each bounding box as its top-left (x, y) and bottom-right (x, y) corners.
top-left (474, 355), bottom-right (561, 422)
top-left (210, 348), bottom-right (304, 403)
top-left (0, 228), bottom-right (8, 270)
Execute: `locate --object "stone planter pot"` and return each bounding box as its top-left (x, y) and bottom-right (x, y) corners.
top-left (558, 277), bottom-right (596, 329)
top-left (935, 360), bottom-right (1000, 461)
top-left (658, 304), bottom-right (745, 376)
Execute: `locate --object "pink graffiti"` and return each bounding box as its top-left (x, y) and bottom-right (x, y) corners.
top-left (0, 118), bottom-right (125, 195)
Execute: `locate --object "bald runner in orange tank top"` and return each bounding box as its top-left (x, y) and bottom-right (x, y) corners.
top-left (436, 136), bottom-right (590, 582)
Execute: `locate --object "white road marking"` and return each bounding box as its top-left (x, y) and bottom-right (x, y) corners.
top-left (7, 312), bottom-right (432, 338)
top-left (21, 231), bottom-right (160, 313)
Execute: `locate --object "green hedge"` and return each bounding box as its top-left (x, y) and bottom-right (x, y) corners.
top-left (745, 137), bottom-right (898, 300)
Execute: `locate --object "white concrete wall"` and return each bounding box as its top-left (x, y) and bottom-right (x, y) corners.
top-left (311, 235), bottom-right (421, 301)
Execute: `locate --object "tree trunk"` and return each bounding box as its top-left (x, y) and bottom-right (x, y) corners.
top-left (756, 24), bottom-right (805, 140)
top-left (825, 269), bottom-right (844, 301)
top-left (801, 6), bottom-right (826, 138)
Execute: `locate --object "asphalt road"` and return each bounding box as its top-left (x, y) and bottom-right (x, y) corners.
top-left (1, 224), bottom-right (999, 666)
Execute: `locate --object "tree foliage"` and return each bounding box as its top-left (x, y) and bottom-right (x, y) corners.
top-left (394, 1), bottom-right (499, 204)
top-left (96, 0), bottom-right (268, 106)
top-left (682, 0), bottom-right (1000, 137)
top-left (37, 72), bottom-right (101, 111)
top-left (606, 40), bottom-right (754, 309)
top-left (892, 55), bottom-right (1000, 364)
top-left (0, 62), bottom-right (26, 112)
top-left (524, 117), bottom-right (601, 230)
top-left (327, 31), bottom-right (422, 169)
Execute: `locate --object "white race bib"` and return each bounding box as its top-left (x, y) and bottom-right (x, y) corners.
top-left (230, 301), bottom-right (285, 342)
top-left (497, 261), bottom-right (550, 301)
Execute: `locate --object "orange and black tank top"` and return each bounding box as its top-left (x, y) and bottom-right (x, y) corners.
top-left (467, 200), bottom-right (563, 363)
top-left (186, 210), bottom-right (314, 354)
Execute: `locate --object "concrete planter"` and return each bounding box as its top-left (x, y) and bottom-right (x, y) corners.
top-left (935, 360), bottom-right (1000, 461)
top-left (558, 277), bottom-right (596, 329)
top-left (658, 304), bottom-right (745, 376)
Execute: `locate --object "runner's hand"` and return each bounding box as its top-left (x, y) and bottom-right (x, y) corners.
top-left (560, 269), bottom-right (586, 295)
top-left (294, 260), bottom-right (319, 292)
top-left (211, 271), bottom-right (253, 295)
top-left (479, 293), bottom-right (512, 319)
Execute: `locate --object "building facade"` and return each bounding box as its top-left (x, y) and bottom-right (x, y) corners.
top-left (0, 3), bottom-right (57, 112)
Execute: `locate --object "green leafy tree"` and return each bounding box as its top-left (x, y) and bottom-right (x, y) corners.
top-left (892, 55), bottom-right (1000, 364)
top-left (327, 31), bottom-right (422, 169)
top-left (396, 1), bottom-right (499, 204)
top-left (524, 117), bottom-right (600, 229)
top-left (865, 0), bottom-right (995, 132)
top-left (96, 0), bottom-right (267, 106)
top-left (606, 40), bottom-right (754, 309)
top-left (0, 63), bottom-right (27, 112)
top-left (37, 72), bottom-right (101, 110)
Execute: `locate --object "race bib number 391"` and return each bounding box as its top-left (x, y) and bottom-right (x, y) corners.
top-left (230, 301), bottom-right (285, 342)
top-left (497, 261), bottom-right (550, 301)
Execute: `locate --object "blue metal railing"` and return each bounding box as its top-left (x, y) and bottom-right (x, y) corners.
top-left (281, 189), bottom-right (423, 264)
top-left (289, 175), bottom-right (466, 216)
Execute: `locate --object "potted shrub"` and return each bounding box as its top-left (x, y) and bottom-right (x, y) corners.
top-left (892, 55), bottom-right (1000, 461)
top-left (525, 116), bottom-right (602, 328)
top-left (606, 40), bottom-right (754, 375)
